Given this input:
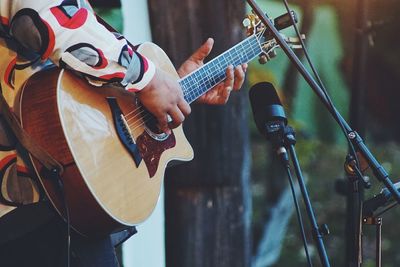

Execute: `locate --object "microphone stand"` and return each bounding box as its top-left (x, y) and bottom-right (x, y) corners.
top-left (246, 1), bottom-right (400, 266)
top-left (362, 196), bottom-right (386, 267)
top-left (362, 182), bottom-right (400, 267)
top-left (280, 126), bottom-right (331, 267)
top-left (245, 0), bottom-right (400, 205)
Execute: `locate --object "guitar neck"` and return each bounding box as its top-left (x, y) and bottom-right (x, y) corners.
top-left (178, 35), bottom-right (263, 104)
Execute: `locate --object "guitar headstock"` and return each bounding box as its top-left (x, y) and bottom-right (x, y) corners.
top-left (242, 12), bottom-right (262, 36)
top-left (243, 11), bottom-right (305, 64)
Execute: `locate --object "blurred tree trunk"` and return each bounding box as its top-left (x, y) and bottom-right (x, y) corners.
top-left (147, 1), bottom-right (251, 266)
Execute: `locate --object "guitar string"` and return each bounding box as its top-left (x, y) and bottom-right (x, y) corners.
top-left (124, 37), bottom-right (263, 133)
top-left (125, 38), bottom-right (264, 134)
top-left (182, 35), bottom-right (262, 104)
top-left (125, 36), bottom-right (254, 121)
top-left (122, 40), bottom-right (259, 131)
top-left (123, 37), bottom-right (264, 133)
top-left (123, 36), bottom-right (263, 128)
top-left (122, 31), bottom-right (264, 121)
top-left (123, 36), bottom-right (260, 124)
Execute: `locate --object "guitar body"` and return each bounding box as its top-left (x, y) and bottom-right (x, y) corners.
top-left (19, 43), bottom-right (194, 236)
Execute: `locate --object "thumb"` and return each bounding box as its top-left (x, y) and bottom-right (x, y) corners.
top-left (189, 38), bottom-right (214, 63)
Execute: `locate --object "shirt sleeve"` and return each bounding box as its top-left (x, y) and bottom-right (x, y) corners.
top-left (5, 0), bottom-right (155, 92)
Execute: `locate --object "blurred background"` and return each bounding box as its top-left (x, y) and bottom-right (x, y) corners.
top-left (91, 0), bottom-right (400, 266)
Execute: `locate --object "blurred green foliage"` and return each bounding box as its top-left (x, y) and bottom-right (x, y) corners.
top-left (93, 7), bottom-right (123, 32)
top-left (249, 0), bottom-right (400, 266)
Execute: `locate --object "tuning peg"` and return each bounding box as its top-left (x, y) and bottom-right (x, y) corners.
top-left (290, 44), bottom-right (303, 50)
top-left (258, 55), bottom-right (268, 65)
top-left (285, 34), bottom-right (306, 44)
top-left (243, 13), bottom-right (262, 36)
top-left (258, 49), bottom-right (277, 65)
top-left (242, 18), bottom-right (251, 28)
top-left (267, 50), bottom-right (277, 59)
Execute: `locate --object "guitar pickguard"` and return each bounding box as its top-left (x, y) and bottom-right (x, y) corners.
top-left (107, 97), bottom-right (177, 178)
top-left (136, 131), bottom-right (176, 178)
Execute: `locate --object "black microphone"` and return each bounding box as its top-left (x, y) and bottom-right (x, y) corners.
top-left (274, 10), bottom-right (298, 31)
top-left (363, 181), bottom-right (400, 217)
top-left (244, 11), bottom-right (298, 40)
top-left (262, 11), bottom-right (299, 40)
top-left (249, 82), bottom-right (287, 146)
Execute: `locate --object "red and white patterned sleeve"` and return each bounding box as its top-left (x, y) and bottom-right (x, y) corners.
top-left (3, 0), bottom-right (155, 92)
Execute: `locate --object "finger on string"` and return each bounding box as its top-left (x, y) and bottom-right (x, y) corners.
top-left (168, 107), bottom-right (185, 129)
top-left (197, 90), bottom-right (213, 105)
top-left (178, 100), bottom-right (191, 116)
top-left (156, 114), bottom-right (171, 134)
top-left (242, 63), bottom-right (248, 72)
top-left (233, 65), bottom-right (245, 91)
top-left (223, 65), bottom-right (234, 91)
top-left (219, 86), bottom-right (232, 104)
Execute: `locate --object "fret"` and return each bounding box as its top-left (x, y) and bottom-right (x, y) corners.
top-left (181, 35), bottom-right (264, 104)
top-left (216, 57), bottom-right (223, 71)
top-left (227, 49), bottom-right (235, 66)
top-left (237, 44), bottom-right (243, 63)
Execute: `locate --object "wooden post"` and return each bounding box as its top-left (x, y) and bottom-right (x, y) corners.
top-left (346, 0), bottom-right (369, 266)
top-left (147, 1), bottom-right (251, 266)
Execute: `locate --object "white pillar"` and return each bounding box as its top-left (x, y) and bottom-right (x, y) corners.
top-left (123, 190), bottom-right (166, 267)
top-left (121, 0), bottom-right (152, 43)
top-left (120, 1), bottom-right (165, 267)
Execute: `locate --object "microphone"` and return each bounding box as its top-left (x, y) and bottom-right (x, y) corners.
top-left (249, 82), bottom-right (287, 147)
top-left (274, 10), bottom-right (298, 31)
top-left (363, 181), bottom-right (400, 217)
top-left (263, 11), bottom-right (299, 41)
top-left (243, 10), bottom-right (298, 39)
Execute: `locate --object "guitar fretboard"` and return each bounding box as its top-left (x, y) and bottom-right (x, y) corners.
top-left (179, 35), bottom-right (263, 104)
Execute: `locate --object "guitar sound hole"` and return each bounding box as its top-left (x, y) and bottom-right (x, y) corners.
top-left (145, 114), bottom-right (160, 133)
top-left (144, 112), bottom-right (170, 141)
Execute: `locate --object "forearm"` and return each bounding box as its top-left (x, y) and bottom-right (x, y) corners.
top-left (3, 0), bottom-right (155, 91)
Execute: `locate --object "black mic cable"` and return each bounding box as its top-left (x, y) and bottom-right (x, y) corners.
top-left (283, 152), bottom-right (314, 267)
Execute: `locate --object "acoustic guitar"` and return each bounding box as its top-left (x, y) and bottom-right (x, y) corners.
top-left (19, 16), bottom-right (278, 236)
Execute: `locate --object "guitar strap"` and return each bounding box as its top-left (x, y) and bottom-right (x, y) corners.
top-left (0, 86), bottom-right (64, 175)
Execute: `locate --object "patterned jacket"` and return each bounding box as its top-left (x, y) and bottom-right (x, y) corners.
top-left (0, 0), bottom-right (155, 220)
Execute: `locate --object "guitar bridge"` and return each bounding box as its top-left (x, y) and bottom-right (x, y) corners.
top-left (106, 97), bottom-right (142, 167)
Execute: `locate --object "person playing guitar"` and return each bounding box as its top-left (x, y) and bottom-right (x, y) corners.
top-left (0, 0), bottom-right (246, 266)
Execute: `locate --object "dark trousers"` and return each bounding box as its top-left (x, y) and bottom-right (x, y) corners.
top-left (0, 216), bottom-right (120, 267)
